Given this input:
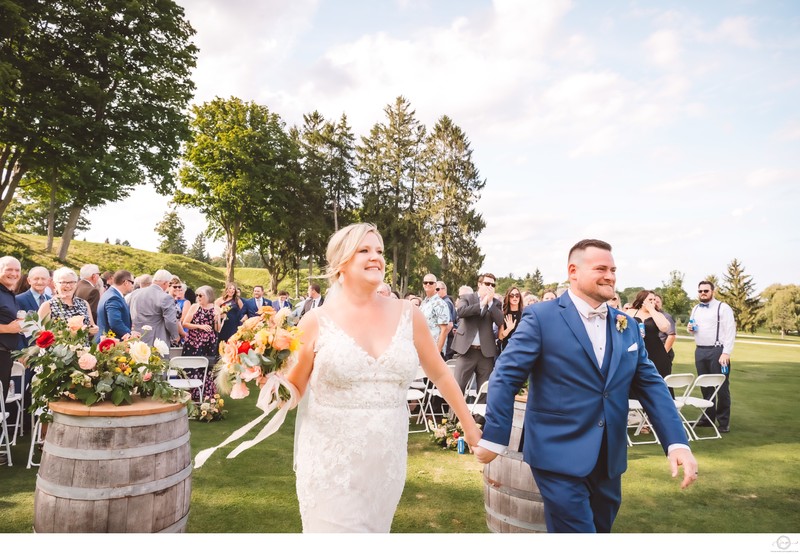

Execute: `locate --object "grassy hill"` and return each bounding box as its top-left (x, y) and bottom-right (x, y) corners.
top-left (0, 231), bottom-right (283, 297)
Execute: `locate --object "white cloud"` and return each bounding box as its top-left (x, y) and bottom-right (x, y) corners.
top-left (746, 168), bottom-right (800, 188)
top-left (645, 30), bottom-right (682, 66)
top-left (711, 16), bottom-right (759, 48)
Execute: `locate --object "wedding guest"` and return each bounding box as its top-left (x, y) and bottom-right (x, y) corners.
top-left (182, 285), bottom-right (221, 401)
top-left (126, 273), bottom-right (152, 304)
top-left (39, 267), bottom-right (99, 346)
top-left (625, 290), bottom-right (672, 380)
top-left (437, 281), bottom-right (457, 360)
top-left (420, 273), bottom-right (451, 357)
top-left (497, 286), bottom-right (524, 352)
top-left (300, 283), bottom-right (324, 318)
top-left (654, 293), bottom-right (676, 364)
top-left (129, 269), bottom-right (179, 347)
top-left (245, 285), bottom-right (270, 317)
top-left (0, 256), bottom-right (23, 407)
top-left (271, 289), bottom-right (292, 311)
top-left (524, 294), bottom-right (539, 307)
top-left (96, 270), bottom-right (136, 340)
top-left (216, 281), bottom-right (245, 345)
top-left (100, 270), bottom-right (114, 291)
top-left (16, 266), bottom-right (51, 315)
top-left (541, 289), bottom-right (557, 302)
top-left (169, 277), bottom-right (190, 345)
top-left (608, 292), bottom-right (621, 309)
top-left (75, 263), bottom-right (103, 322)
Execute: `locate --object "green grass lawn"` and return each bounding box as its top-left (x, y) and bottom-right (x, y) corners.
top-left (1, 339), bottom-right (797, 533)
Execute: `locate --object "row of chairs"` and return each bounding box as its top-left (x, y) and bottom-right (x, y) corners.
top-left (406, 359), bottom-right (488, 433)
top-left (627, 372), bottom-right (728, 446)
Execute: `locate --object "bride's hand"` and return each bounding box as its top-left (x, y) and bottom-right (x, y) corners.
top-left (464, 424), bottom-right (482, 450)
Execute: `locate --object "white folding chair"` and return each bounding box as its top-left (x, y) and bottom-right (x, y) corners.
top-left (7, 361), bottom-right (25, 444)
top-left (627, 399), bottom-right (660, 445)
top-left (168, 356), bottom-right (209, 402)
top-left (27, 406), bottom-right (48, 469)
top-left (0, 382), bottom-right (13, 466)
top-left (168, 346), bottom-right (183, 360)
top-left (469, 380), bottom-right (490, 418)
top-left (407, 366), bottom-right (430, 433)
top-left (681, 374), bottom-right (727, 440)
top-left (420, 360), bottom-right (455, 425)
top-left (664, 373), bottom-right (697, 441)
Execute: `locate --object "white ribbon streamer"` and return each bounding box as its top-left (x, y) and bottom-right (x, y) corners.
top-left (193, 373), bottom-right (296, 468)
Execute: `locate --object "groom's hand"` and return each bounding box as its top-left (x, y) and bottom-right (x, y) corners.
top-left (669, 448), bottom-right (699, 489)
top-left (473, 446), bottom-right (498, 464)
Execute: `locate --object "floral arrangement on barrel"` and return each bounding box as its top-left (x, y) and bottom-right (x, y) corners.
top-left (195, 394), bottom-right (227, 422)
top-left (214, 305), bottom-right (301, 403)
top-left (16, 314), bottom-right (195, 422)
top-left (430, 417), bottom-right (465, 451)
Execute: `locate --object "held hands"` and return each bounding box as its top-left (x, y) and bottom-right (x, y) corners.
top-left (669, 448), bottom-right (699, 489)
top-left (473, 445), bottom-right (498, 464)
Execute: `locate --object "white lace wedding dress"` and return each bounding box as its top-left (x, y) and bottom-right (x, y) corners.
top-left (294, 303), bottom-right (418, 532)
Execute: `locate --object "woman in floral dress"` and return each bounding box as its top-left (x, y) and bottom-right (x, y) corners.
top-left (181, 285), bottom-right (221, 401)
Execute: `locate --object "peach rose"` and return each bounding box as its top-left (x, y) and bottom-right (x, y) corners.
top-left (142, 372), bottom-right (153, 382)
top-left (78, 352), bottom-right (97, 370)
top-left (272, 328), bottom-right (292, 351)
top-left (67, 315), bottom-right (85, 333)
top-left (230, 381), bottom-right (250, 399)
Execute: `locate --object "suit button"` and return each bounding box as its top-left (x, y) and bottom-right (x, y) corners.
top-left (603, 392), bottom-right (609, 398)
top-left (598, 420), bottom-right (605, 427)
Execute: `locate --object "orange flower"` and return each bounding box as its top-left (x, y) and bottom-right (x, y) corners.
top-left (272, 328), bottom-right (292, 350)
top-left (230, 381), bottom-right (250, 399)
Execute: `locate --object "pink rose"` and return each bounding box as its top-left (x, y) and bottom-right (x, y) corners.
top-left (67, 315), bottom-right (85, 333)
top-left (78, 353), bottom-right (97, 370)
top-left (230, 381), bottom-right (250, 399)
top-left (271, 328), bottom-right (292, 351)
top-left (142, 372), bottom-right (153, 382)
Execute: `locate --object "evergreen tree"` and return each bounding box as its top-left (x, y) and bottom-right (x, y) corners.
top-left (186, 233), bottom-right (208, 263)
top-left (121, 239), bottom-right (131, 247)
top-left (717, 259), bottom-right (760, 333)
top-left (154, 210), bottom-right (187, 255)
top-left (528, 268), bottom-right (545, 295)
top-left (420, 115), bottom-right (485, 289)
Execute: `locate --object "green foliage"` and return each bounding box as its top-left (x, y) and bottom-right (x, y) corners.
top-left (654, 270), bottom-right (692, 320)
top-left (186, 233), bottom-right (208, 263)
top-left (717, 259), bottom-right (761, 333)
top-left (619, 286), bottom-right (644, 306)
top-left (4, 176), bottom-right (89, 236)
top-left (0, 0), bottom-right (197, 260)
top-left (154, 210), bottom-right (187, 255)
top-left (760, 284), bottom-right (800, 336)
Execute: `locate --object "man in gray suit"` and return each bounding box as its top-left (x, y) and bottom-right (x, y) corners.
top-left (129, 269), bottom-right (178, 347)
top-left (451, 272), bottom-right (504, 394)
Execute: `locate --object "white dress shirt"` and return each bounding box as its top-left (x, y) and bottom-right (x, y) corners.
top-left (689, 298), bottom-right (736, 355)
top-left (568, 290), bottom-right (607, 367)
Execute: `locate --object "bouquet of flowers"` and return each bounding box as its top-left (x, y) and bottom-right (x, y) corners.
top-left (16, 314), bottom-right (194, 422)
top-left (194, 394), bottom-right (227, 422)
top-left (215, 305), bottom-right (301, 403)
top-left (194, 306), bottom-right (302, 468)
top-left (430, 417), bottom-right (465, 450)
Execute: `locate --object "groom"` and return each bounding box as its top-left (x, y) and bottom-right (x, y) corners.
top-left (474, 239), bottom-right (698, 533)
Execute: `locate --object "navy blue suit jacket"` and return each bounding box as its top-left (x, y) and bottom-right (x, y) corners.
top-left (271, 299), bottom-right (292, 311)
top-left (244, 297), bottom-right (273, 318)
top-left (96, 286), bottom-right (132, 340)
top-left (16, 289), bottom-right (48, 314)
top-left (482, 292), bottom-right (687, 479)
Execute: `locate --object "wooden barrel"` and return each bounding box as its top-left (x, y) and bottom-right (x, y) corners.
top-left (483, 397), bottom-right (547, 533)
top-left (34, 398), bottom-right (191, 533)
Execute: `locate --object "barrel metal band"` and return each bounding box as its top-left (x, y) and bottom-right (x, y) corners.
top-left (36, 464), bottom-right (192, 501)
top-left (42, 431), bottom-right (190, 460)
top-left (158, 511), bottom-right (190, 533)
top-left (485, 505), bottom-right (547, 532)
top-left (53, 408), bottom-right (185, 429)
top-left (484, 476), bottom-right (544, 502)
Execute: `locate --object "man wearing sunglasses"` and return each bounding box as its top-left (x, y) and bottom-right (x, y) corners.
top-left (451, 272), bottom-right (504, 394)
top-left (687, 281), bottom-right (735, 433)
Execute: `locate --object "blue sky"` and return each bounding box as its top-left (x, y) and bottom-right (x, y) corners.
top-left (85, 0), bottom-right (799, 294)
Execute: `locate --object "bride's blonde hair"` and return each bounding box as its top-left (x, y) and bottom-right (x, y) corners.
top-left (322, 223), bottom-right (384, 286)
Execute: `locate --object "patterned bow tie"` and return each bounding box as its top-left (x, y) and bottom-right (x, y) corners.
top-left (699, 303), bottom-right (710, 308)
top-left (586, 305), bottom-right (608, 319)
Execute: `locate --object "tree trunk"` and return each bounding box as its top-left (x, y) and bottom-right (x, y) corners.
top-left (46, 175), bottom-right (57, 253)
top-left (0, 153), bottom-right (27, 227)
top-left (225, 229), bottom-right (238, 284)
top-left (57, 204), bottom-right (84, 261)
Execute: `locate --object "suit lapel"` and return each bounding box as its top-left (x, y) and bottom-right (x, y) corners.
top-left (558, 294), bottom-right (600, 371)
top-left (606, 307), bottom-right (624, 383)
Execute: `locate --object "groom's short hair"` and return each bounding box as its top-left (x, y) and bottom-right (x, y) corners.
top-left (568, 239), bottom-right (612, 263)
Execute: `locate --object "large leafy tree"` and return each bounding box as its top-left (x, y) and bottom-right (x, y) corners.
top-left (760, 284), bottom-right (800, 337)
top-left (0, 0), bottom-right (197, 261)
top-left (420, 115), bottom-right (485, 289)
top-left (4, 174), bottom-right (89, 237)
top-left (357, 96), bottom-right (426, 294)
top-left (176, 97), bottom-right (299, 284)
top-left (717, 259), bottom-right (761, 333)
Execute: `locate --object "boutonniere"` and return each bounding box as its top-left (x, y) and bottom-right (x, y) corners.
top-left (615, 314), bottom-right (628, 333)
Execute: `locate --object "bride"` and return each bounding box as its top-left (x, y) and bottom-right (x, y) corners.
top-left (285, 223), bottom-right (482, 532)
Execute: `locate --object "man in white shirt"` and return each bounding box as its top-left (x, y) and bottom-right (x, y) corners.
top-left (687, 281), bottom-right (736, 433)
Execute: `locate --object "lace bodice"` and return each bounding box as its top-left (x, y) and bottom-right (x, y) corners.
top-left (294, 302), bottom-right (418, 532)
